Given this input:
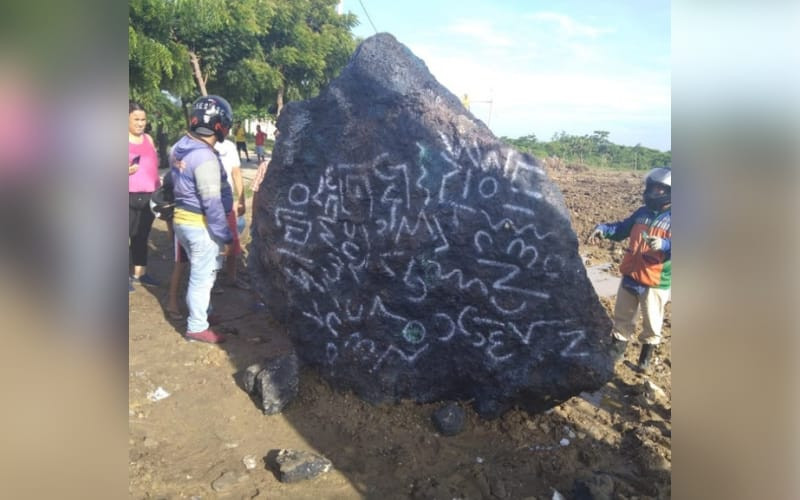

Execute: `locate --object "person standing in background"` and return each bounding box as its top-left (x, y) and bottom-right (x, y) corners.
top-left (233, 122), bottom-right (249, 163)
top-left (215, 136), bottom-right (249, 289)
top-left (254, 124), bottom-right (267, 163)
top-left (129, 100), bottom-right (160, 291)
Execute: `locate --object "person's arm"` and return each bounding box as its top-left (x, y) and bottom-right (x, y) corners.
top-left (232, 166), bottom-right (245, 216)
top-left (589, 209), bottom-right (641, 243)
top-left (195, 159), bottom-right (233, 244)
top-left (129, 152), bottom-right (141, 175)
top-left (145, 133), bottom-right (160, 185)
top-left (251, 160), bottom-right (268, 192)
top-left (600, 209), bottom-right (641, 242)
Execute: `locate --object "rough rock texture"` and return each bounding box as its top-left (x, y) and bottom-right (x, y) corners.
top-left (273, 449), bottom-right (332, 483)
top-left (242, 353), bottom-right (300, 415)
top-left (432, 403), bottom-right (466, 436)
top-left (242, 362), bottom-right (264, 394)
top-left (249, 33), bottom-right (615, 418)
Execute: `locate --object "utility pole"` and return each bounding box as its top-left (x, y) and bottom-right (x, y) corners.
top-left (469, 88), bottom-right (493, 128)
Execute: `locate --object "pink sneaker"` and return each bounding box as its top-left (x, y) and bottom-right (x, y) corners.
top-left (185, 329), bottom-right (226, 344)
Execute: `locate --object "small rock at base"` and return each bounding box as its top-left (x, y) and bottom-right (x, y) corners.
top-left (431, 403), bottom-right (466, 436)
top-left (211, 470), bottom-right (246, 492)
top-left (242, 363), bottom-right (263, 394)
top-left (256, 352), bottom-right (299, 415)
top-left (573, 473), bottom-right (615, 499)
top-left (242, 455), bottom-right (259, 470)
top-left (274, 449), bottom-right (332, 483)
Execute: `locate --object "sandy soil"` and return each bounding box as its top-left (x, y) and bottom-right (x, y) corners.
top-left (129, 161), bottom-right (671, 499)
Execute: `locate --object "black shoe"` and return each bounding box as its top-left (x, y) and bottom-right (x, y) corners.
top-left (637, 344), bottom-right (656, 372)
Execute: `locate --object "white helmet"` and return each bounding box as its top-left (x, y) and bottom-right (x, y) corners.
top-left (645, 167), bottom-right (671, 187)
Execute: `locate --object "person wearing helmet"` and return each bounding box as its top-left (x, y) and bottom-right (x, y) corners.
top-left (588, 167), bottom-right (672, 373)
top-left (168, 95), bottom-right (235, 344)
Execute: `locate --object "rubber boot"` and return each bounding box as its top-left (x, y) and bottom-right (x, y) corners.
top-left (637, 344), bottom-right (656, 372)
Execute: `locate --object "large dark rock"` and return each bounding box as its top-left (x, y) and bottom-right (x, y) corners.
top-left (248, 352), bottom-right (299, 415)
top-left (249, 33), bottom-right (615, 418)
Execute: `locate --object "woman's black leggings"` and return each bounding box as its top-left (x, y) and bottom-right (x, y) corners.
top-left (129, 192), bottom-right (155, 267)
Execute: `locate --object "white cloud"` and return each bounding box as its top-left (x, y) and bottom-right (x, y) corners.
top-left (411, 43), bottom-right (670, 148)
top-left (526, 12), bottom-right (614, 38)
top-left (415, 43), bottom-right (667, 111)
top-left (445, 19), bottom-right (514, 48)
top-left (563, 42), bottom-right (603, 63)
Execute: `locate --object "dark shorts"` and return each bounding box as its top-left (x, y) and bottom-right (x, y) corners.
top-left (236, 141), bottom-right (247, 152)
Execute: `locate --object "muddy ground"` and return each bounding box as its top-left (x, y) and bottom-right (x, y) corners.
top-left (129, 161), bottom-right (671, 499)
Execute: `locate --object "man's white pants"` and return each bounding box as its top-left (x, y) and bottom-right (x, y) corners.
top-left (611, 283), bottom-right (671, 345)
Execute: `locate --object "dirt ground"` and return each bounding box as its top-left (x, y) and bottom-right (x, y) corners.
top-left (129, 161), bottom-right (671, 499)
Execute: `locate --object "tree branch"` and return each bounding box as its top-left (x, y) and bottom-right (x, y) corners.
top-left (188, 50), bottom-right (208, 96)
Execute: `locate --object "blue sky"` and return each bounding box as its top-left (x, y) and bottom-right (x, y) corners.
top-left (343, 0), bottom-right (670, 151)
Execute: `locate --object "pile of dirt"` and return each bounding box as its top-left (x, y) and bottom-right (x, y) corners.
top-left (129, 165), bottom-right (670, 499)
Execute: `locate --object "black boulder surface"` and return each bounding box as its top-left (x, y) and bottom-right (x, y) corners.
top-left (249, 33), bottom-right (615, 417)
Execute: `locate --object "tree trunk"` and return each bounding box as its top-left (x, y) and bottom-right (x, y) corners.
top-left (156, 121), bottom-right (169, 171)
top-left (181, 96), bottom-right (191, 128)
top-left (188, 51), bottom-right (208, 96)
top-left (276, 85), bottom-right (284, 117)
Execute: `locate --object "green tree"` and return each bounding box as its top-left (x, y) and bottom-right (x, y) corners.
top-left (129, 0), bottom-right (195, 114)
top-left (632, 143), bottom-right (643, 170)
top-left (129, 0), bottom-right (199, 166)
top-left (170, 0), bottom-right (281, 111)
top-left (259, 0), bottom-right (357, 115)
top-left (590, 130), bottom-right (611, 158)
top-left (503, 131), bottom-right (669, 172)
top-left (565, 135), bottom-right (591, 164)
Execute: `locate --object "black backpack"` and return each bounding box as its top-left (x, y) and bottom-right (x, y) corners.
top-left (150, 171), bottom-right (175, 221)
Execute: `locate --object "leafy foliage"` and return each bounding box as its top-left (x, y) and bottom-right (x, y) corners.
top-left (129, 0), bottom-right (195, 119)
top-left (129, 0), bottom-right (358, 147)
top-left (502, 131), bottom-right (671, 171)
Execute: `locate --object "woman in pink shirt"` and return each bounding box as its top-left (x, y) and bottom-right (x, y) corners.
top-left (129, 101), bottom-right (161, 290)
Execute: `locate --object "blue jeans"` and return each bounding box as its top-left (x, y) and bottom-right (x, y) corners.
top-left (174, 224), bottom-right (223, 333)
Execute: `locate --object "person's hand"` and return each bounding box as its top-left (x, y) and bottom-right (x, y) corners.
top-left (220, 244), bottom-right (231, 257)
top-left (644, 235), bottom-right (665, 251)
top-left (252, 160), bottom-right (268, 192)
top-left (128, 163), bottom-right (139, 175)
top-left (586, 226), bottom-right (604, 244)
top-left (236, 201), bottom-right (246, 216)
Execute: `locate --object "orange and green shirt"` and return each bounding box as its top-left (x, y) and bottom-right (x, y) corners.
top-left (597, 206), bottom-right (671, 289)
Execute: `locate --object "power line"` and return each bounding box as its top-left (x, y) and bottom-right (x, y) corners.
top-left (357, 0), bottom-right (378, 34)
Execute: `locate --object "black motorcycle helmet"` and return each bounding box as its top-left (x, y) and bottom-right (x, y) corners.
top-left (189, 95), bottom-right (233, 142)
top-left (643, 167), bottom-right (671, 211)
